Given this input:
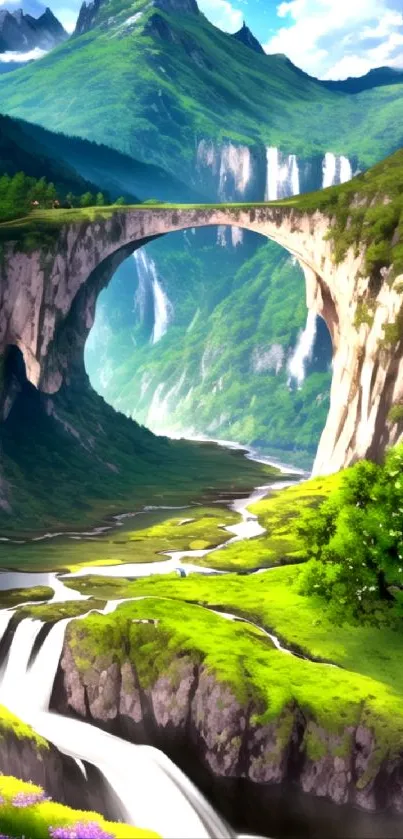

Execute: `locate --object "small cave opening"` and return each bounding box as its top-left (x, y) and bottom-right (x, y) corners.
top-left (3, 345), bottom-right (28, 391)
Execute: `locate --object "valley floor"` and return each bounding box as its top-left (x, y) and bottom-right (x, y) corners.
top-left (0, 464), bottom-right (403, 836)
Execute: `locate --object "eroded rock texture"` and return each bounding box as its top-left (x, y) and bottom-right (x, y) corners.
top-left (0, 205), bottom-right (402, 474)
top-left (52, 627), bottom-right (403, 814)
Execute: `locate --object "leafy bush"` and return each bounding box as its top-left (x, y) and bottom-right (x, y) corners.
top-left (297, 447), bottom-right (403, 624)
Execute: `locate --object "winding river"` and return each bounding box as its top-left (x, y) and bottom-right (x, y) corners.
top-left (0, 447), bottom-right (401, 838)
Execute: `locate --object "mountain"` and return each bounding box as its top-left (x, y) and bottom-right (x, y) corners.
top-left (232, 22), bottom-right (264, 55)
top-left (0, 113), bottom-right (202, 203)
top-left (0, 113), bottom-right (109, 197)
top-left (321, 66), bottom-right (403, 94)
top-left (0, 6), bottom-right (67, 53)
top-left (2, 0), bottom-right (403, 464)
top-left (2, 0), bottom-right (403, 184)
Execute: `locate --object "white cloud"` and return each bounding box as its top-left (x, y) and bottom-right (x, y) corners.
top-left (0, 47), bottom-right (47, 61)
top-left (57, 7), bottom-right (78, 32)
top-left (264, 0), bottom-right (403, 79)
top-left (198, 0), bottom-right (243, 33)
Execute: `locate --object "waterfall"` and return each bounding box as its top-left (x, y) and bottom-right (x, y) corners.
top-left (290, 154), bottom-right (300, 195)
top-left (134, 250), bottom-right (151, 324)
top-left (288, 310), bottom-right (317, 388)
top-left (0, 614), bottom-right (239, 838)
top-left (340, 155), bottom-right (353, 183)
top-left (134, 251), bottom-right (173, 344)
top-left (265, 148), bottom-right (300, 200)
top-left (322, 152), bottom-right (337, 188)
top-left (265, 147), bottom-right (279, 201)
top-left (0, 619), bottom-right (43, 713)
top-left (231, 227), bottom-right (243, 248)
top-left (152, 275), bottom-right (173, 344)
top-left (217, 226), bottom-right (227, 248)
top-left (218, 143), bottom-right (252, 200)
top-left (323, 152), bottom-right (353, 188)
top-left (25, 618), bottom-right (71, 711)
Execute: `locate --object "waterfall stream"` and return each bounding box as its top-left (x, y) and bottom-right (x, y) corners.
top-left (0, 613), bottom-right (246, 838)
top-left (0, 451), bottom-right (289, 837)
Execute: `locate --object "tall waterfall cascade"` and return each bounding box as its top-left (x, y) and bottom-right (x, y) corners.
top-left (322, 152), bottom-right (353, 188)
top-left (134, 251), bottom-right (173, 344)
top-left (0, 612), bottom-right (251, 839)
top-left (288, 310), bottom-right (318, 388)
top-left (264, 148), bottom-right (301, 201)
top-left (197, 140), bottom-right (252, 201)
top-left (265, 147), bottom-right (353, 200)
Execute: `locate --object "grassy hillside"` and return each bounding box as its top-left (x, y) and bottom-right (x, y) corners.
top-left (0, 114), bottom-right (106, 200)
top-left (0, 358), bottom-right (275, 534)
top-left (0, 113), bottom-right (199, 204)
top-left (0, 0), bottom-right (403, 177)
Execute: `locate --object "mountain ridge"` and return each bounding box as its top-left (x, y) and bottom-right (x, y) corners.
top-left (0, 6), bottom-right (67, 52)
top-left (232, 21), bottom-right (264, 55)
top-left (0, 0), bottom-right (403, 180)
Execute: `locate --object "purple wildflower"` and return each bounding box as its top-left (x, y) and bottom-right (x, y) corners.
top-left (49, 822), bottom-right (115, 839)
top-left (12, 790), bottom-right (48, 808)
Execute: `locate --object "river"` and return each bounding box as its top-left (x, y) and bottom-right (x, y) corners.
top-left (0, 446), bottom-right (401, 838)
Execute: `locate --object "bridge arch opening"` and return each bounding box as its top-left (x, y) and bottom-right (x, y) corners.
top-left (83, 226), bottom-right (333, 469)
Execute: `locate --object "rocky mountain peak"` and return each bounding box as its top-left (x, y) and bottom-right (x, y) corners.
top-left (74, 0), bottom-right (198, 37)
top-left (232, 21), bottom-right (264, 55)
top-left (0, 5), bottom-right (67, 52)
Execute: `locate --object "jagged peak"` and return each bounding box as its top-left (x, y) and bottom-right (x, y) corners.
top-left (3, 4), bottom-right (65, 29)
top-left (74, 0), bottom-right (198, 37)
top-left (232, 20), bottom-right (264, 55)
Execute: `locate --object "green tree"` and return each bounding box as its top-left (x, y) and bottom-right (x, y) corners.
top-left (80, 192), bottom-right (94, 207)
top-left (298, 447), bottom-right (403, 625)
top-left (115, 196), bottom-right (126, 206)
top-left (95, 192), bottom-right (105, 206)
top-left (45, 182), bottom-right (57, 207)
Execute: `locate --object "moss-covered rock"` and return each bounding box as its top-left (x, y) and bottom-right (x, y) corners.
top-left (0, 586), bottom-right (53, 609)
top-left (18, 599), bottom-right (106, 622)
top-left (52, 594), bottom-right (403, 813)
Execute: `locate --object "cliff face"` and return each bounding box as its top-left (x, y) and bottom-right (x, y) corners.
top-left (0, 204), bottom-right (402, 476)
top-left (52, 637), bottom-right (403, 814)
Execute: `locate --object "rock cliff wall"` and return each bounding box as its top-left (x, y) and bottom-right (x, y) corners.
top-left (1, 205), bottom-right (402, 475)
top-left (52, 634), bottom-right (403, 815)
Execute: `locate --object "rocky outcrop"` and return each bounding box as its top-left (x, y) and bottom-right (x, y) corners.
top-left (232, 23), bottom-right (264, 55)
top-left (0, 203), bottom-right (402, 474)
top-left (52, 635), bottom-right (403, 814)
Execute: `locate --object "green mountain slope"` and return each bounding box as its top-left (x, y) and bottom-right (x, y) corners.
top-left (0, 113), bottom-right (105, 198)
top-left (86, 232), bottom-right (332, 467)
top-left (1, 0), bottom-right (403, 180)
top-left (0, 113), bottom-right (200, 203)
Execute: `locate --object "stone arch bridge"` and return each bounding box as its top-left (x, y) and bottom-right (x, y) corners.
top-left (1, 204), bottom-right (402, 475)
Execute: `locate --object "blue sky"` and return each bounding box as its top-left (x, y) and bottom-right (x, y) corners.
top-left (2, 0), bottom-right (403, 80)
